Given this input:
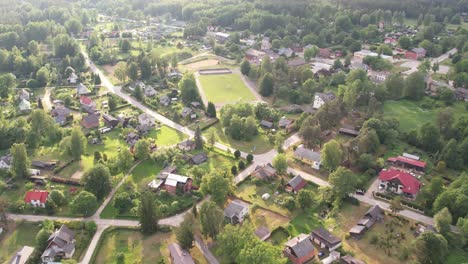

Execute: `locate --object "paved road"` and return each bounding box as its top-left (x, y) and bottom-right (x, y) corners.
top-left (42, 87), bottom-right (53, 111)
top-left (195, 235), bottom-right (220, 264)
top-left (431, 48), bottom-right (457, 64)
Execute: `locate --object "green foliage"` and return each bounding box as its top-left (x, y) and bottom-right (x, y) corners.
top-left (296, 189), bottom-right (314, 209)
top-left (200, 171), bottom-right (230, 205)
top-left (272, 154), bottom-right (287, 174)
top-left (179, 73), bottom-right (201, 104)
top-left (328, 166), bottom-right (357, 200)
top-left (139, 192), bottom-right (159, 234)
top-left (71, 191), bottom-right (98, 216)
top-left (240, 60), bottom-right (251, 75)
top-left (259, 73), bottom-right (274, 97)
top-left (413, 231), bottom-right (448, 264)
top-left (200, 201), bottom-right (224, 239)
top-left (10, 143), bottom-right (30, 179)
top-left (404, 71), bottom-right (426, 100)
top-left (176, 213), bottom-right (195, 250)
top-left (207, 102), bottom-right (217, 118)
top-left (321, 140), bottom-right (343, 171)
top-left (83, 164), bottom-right (112, 200)
top-left (434, 207), bottom-right (452, 236)
top-left (135, 139), bottom-right (151, 160)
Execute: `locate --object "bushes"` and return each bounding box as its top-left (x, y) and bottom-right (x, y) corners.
top-left (51, 176), bottom-right (83, 186)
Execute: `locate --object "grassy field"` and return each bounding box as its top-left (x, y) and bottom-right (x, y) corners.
top-left (198, 73), bottom-right (256, 104)
top-left (0, 222), bottom-right (41, 263)
top-left (146, 125), bottom-right (188, 147)
top-left (383, 99), bottom-right (467, 132)
top-left (92, 228), bottom-right (172, 264)
top-left (202, 123), bottom-right (273, 154)
top-left (446, 247), bottom-right (468, 264)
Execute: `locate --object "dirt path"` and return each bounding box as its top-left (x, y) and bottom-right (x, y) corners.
top-left (194, 72), bottom-right (209, 106)
top-left (71, 170), bottom-right (84, 180)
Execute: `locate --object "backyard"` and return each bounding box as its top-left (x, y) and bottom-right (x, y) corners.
top-left (198, 73), bottom-right (256, 104)
top-left (145, 125), bottom-right (188, 147)
top-left (0, 221), bottom-right (41, 263)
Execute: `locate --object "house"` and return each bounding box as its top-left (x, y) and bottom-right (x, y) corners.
top-left (76, 83), bottom-right (90, 95)
top-left (245, 49), bottom-right (266, 62)
top-left (144, 86), bottom-right (157, 97)
top-left (191, 152), bottom-right (207, 165)
top-left (81, 113), bottom-right (100, 129)
top-left (261, 37), bottom-right (271, 51)
top-left (322, 251), bottom-right (341, 264)
top-left (102, 113), bottom-right (119, 128)
top-left (313, 92), bottom-right (335, 109)
top-left (67, 72), bottom-right (78, 84)
top-left (286, 175), bottom-right (307, 193)
top-left (365, 204), bottom-right (384, 222)
top-left (224, 200), bottom-right (249, 224)
top-left (353, 50), bottom-right (393, 62)
top-left (294, 145), bottom-right (321, 170)
top-left (138, 113), bottom-right (155, 127)
top-left (260, 120), bottom-right (274, 129)
top-left (32, 161), bottom-right (56, 170)
top-left (278, 117), bottom-right (294, 132)
top-left (7, 246), bottom-right (35, 264)
top-left (125, 132), bottom-right (140, 146)
top-left (348, 224), bottom-right (367, 239)
top-left (41, 225), bottom-right (75, 263)
top-left (51, 106), bottom-right (72, 125)
top-left (251, 163), bottom-right (276, 180)
top-left (278, 48), bottom-right (294, 57)
top-left (405, 48), bottom-right (426, 60)
top-left (311, 227), bottom-right (342, 251)
top-left (80, 96), bottom-right (96, 113)
top-left (181, 107), bottom-right (196, 120)
top-left (18, 99), bottom-right (31, 112)
top-left (24, 190), bottom-right (49, 207)
top-left (148, 173), bottom-right (193, 195)
top-left (378, 169), bottom-right (421, 196)
top-left (368, 70), bottom-right (390, 83)
top-left (18, 89), bottom-right (30, 100)
top-left (349, 62), bottom-right (369, 71)
top-left (190, 102), bottom-right (201, 108)
top-left (455, 88), bottom-right (468, 101)
top-left (215, 32), bottom-right (230, 43)
top-left (341, 254), bottom-right (365, 264)
top-left (288, 57), bottom-right (306, 67)
top-left (160, 95), bottom-right (171, 106)
top-left (338, 127), bottom-right (360, 137)
top-left (291, 43), bottom-right (303, 53)
top-left (0, 155), bottom-right (12, 170)
top-left (318, 48), bottom-right (331, 59)
top-left (387, 155), bottom-right (426, 172)
top-left (178, 139), bottom-right (196, 151)
top-left (384, 37), bottom-right (398, 46)
top-left (168, 243), bottom-right (195, 264)
top-left (283, 233), bottom-right (316, 264)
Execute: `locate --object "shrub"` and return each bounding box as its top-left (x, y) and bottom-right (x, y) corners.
top-left (238, 160), bottom-right (245, 170)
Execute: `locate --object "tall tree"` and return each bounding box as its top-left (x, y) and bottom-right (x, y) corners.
top-left (140, 57), bottom-right (152, 79)
top-left (69, 126), bottom-right (86, 160)
top-left (272, 154), bottom-right (288, 174)
top-left (179, 73), bottom-right (201, 103)
top-left (0, 73), bottom-right (16, 99)
top-left (114, 61), bottom-right (128, 83)
top-left (418, 122), bottom-right (441, 152)
top-left (10, 143), bottom-right (30, 179)
top-left (200, 172), bottom-right (230, 205)
top-left (413, 232), bottom-right (448, 264)
top-left (206, 102), bottom-right (217, 118)
top-left (134, 139), bottom-right (150, 160)
top-left (83, 164), bottom-right (112, 200)
top-left (404, 71), bottom-right (425, 100)
top-left (194, 126), bottom-right (204, 150)
top-left (321, 140), bottom-right (343, 171)
top-left (296, 189), bottom-right (314, 209)
top-left (139, 192), bottom-right (159, 234)
top-left (127, 62), bottom-right (139, 81)
top-left (384, 73), bottom-right (405, 99)
top-left (328, 167), bottom-right (357, 200)
top-left (176, 213), bottom-right (195, 250)
top-left (200, 201), bottom-right (224, 239)
top-left (134, 83), bottom-right (143, 101)
top-left (71, 191), bottom-right (98, 216)
top-left (434, 207), bottom-right (452, 236)
top-left (259, 73), bottom-right (274, 97)
top-left (389, 196), bottom-right (403, 214)
top-left (240, 60), bottom-right (251, 75)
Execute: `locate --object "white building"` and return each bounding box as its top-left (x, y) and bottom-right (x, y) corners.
top-left (313, 92), bottom-right (335, 109)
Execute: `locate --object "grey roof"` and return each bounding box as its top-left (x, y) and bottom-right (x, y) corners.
top-left (191, 152), bottom-right (207, 165)
top-left (47, 225), bottom-right (75, 246)
top-left (341, 254), bottom-right (365, 264)
top-left (7, 246), bottom-right (34, 264)
top-left (102, 113), bottom-right (118, 123)
top-left (349, 224), bottom-right (366, 235)
top-left (311, 227), bottom-right (341, 246)
top-left (364, 205), bottom-right (384, 220)
top-left (82, 114), bottom-right (100, 126)
top-left (287, 175), bottom-right (305, 190)
top-left (181, 107), bottom-right (193, 117)
top-left (168, 243), bottom-right (195, 264)
top-left (224, 201), bottom-right (248, 218)
top-left (278, 117), bottom-right (293, 128)
top-left (252, 163), bottom-right (276, 179)
top-left (179, 139), bottom-right (195, 148)
top-left (315, 92), bottom-right (335, 102)
top-left (0, 155), bottom-right (12, 166)
top-left (254, 226), bottom-right (270, 240)
top-left (412, 47), bottom-right (426, 53)
top-left (52, 107), bottom-right (71, 117)
top-left (284, 234), bottom-right (315, 259)
top-left (260, 120), bottom-right (273, 128)
top-left (294, 146), bottom-right (321, 163)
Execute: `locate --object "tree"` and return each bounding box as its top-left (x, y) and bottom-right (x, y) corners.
top-left (441, 139), bottom-right (461, 169)
top-left (398, 36), bottom-right (411, 50)
top-left (299, 121), bottom-right (321, 148)
top-left (10, 143), bottom-right (30, 179)
top-left (432, 62), bottom-right (439, 73)
top-left (434, 207), bottom-right (452, 236)
top-left (65, 19), bottom-right (83, 35)
top-left (296, 189), bottom-right (314, 209)
top-left (140, 57), bottom-right (152, 79)
top-left (36, 67), bottom-right (50, 87)
top-left (83, 164), bottom-right (112, 200)
top-left (127, 62), bottom-right (139, 81)
top-left (108, 95), bottom-right (117, 110)
top-left (404, 71), bottom-right (425, 100)
top-left (259, 73), bottom-right (274, 97)
top-left (304, 46), bottom-right (318, 61)
top-left (321, 140), bottom-right (343, 171)
top-left (384, 73), bottom-right (405, 99)
top-left (176, 213), bottom-right (195, 250)
top-left (418, 122), bottom-right (441, 152)
top-left (207, 102), bottom-right (216, 118)
top-left (120, 39), bottom-right (131, 52)
top-left (69, 126), bottom-right (86, 160)
top-left (240, 60), bottom-right (251, 75)
top-left (179, 74), bottom-right (201, 103)
top-left (49, 190), bottom-right (66, 206)
top-left (200, 172), bottom-right (230, 205)
top-left (139, 192), bottom-right (159, 234)
top-left (117, 148), bottom-right (134, 173)
top-left (389, 196), bottom-right (403, 214)
top-left (36, 220), bottom-right (54, 250)
top-left (413, 231), bottom-right (448, 264)
top-left (135, 139), bottom-right (151, 160)
top-left (329, 167), bottom-right (357, 200)
top-left (272, 154), bottom-right (288, 174)
top-left (114, 61), bottom-right (128, 83)
top-left (194, 126), bottom-right (204, 150)
top-left (234, 150), bottom-right (241, 159)
top-left (134, 83), bottom-right (143, 101)
top-left (457, 217), bottom-right (468, 248)
top-left (113, 192), bottom-right (133, 213)
top-left (71, 191), bottom-right (98, 216)
top-left (200, 201), bottom-right (224, 238)
top-left (0, 73), bottom-right (16, 99)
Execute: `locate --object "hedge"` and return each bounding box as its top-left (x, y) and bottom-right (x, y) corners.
top-left (51, 176), bottom-right (83, 186)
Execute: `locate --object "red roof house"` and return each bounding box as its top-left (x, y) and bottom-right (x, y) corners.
top-left (318, 48), bottom-right (331, 59)
top-left (378, 169), bottom-right (421, 196)
top-left (79, 96), bottom-right (93, 106)
top-left (387, 156), bottom-right (426, 172)
top-left (286, 175), bottom-right (307, 193)
top-left (24, 191), bottom-right (49, 208)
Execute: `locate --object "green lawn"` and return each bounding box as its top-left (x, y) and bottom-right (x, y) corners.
top-left (92, 228), bottom-right (172, 264)
top-left (145, 125), bottom-right (188, 147)
top-left (202, 123), bottom-right (273, 154)
top-left (236, 180), bottom-right (292, 216)
top-left (82, 130), bottom-right (129, 172)
top-left (446, 247), bottom-right (468, 264)
top-left (287, 206), bottom-right (324, 237)
top-left (383, 99), bottom-right (467, 132)
top-left (198, 73), bottom-right (256, 104)
top-left (0, 222), bottom-right (41, 263)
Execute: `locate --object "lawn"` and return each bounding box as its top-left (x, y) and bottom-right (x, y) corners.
top-left (0, 221), bottom-right (41, 263)
top-left (145, 125), bottom-right (188, 147)
top-left (198, 73), bottom-right (256, 104)
top-left (92, 228), bottom-right (172, 264)
top-left (202, 123), bottom-right (273, 154)
top-left (383, 99), bottom-right (467, 132)
top-left (446, 247), bottom-right (468, 264)
top-left (287, 205), bottom-right (324, 237)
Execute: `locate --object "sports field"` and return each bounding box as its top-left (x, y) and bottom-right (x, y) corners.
top-left (198, 73), bottom-right (256, 104)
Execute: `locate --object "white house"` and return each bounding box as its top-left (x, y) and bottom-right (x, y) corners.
top-left (224, 200), bottom-right (249, 224)
top-left (24, 191), bottom-right (49, 208)
top-left (18, 99), bottom-right (31, 112)
top-left (67, 72), bottom-right (78, 84)
top-left (138, 113), bottom-right (155, 127)
top-left (18, 89), bottom-right (30, 100)
top-left (41, 225), bottom-right (76, 263)
top-left (76, 83), bottom-right (90, 95)
top-left (0, 155), bottom-right (12, 170)
top-left (293, 145), bottom-right (321, 170)
top-left (313, 92), bottom-right (335, 109)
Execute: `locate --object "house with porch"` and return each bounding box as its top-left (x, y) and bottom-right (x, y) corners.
top-left (224, 200), bottom-right (249, 224)
top-left (41, 225), bottom-right (75, 263)
top-left (293, 145), bottom-right (321, 170)
top-left (378, 169), bottom-right (421, 197)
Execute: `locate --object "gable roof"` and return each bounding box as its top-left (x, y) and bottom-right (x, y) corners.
top-left (178, 139), bottom-right (195, 148)
top-left (191, 152), bottom-right (207, 165)
top-left (278, 117), bottom-right (293, 128)
top-left (365, 204), bottom-right (384, 220)
top-left (51, 106), bottom-right (71, 117)
top-left (387, 156), bottom-right (426, 169)
top-left (24, 191), bottom-right (49, 204)
top-left (260, 120), bottom-right (273, 128)
top-left (79, 96), bottom-right (93, 106)
top-left (82, 114), bottom-right (100, 128)
top-left (284, 233), bottom-right (315, 259)
top-left (8, 246), bottom-right (35, 264)
top-left (378, 169), bottom-right (421, 194)
top-left (315, 92), bottom-right (335, 102)
top-left (287, 175), bottom-right (306, 192)
top-left (294, 146), bottom-right (321, 163)
top-left (311, 227), bottom-right (341, 246)
top-left (224, 200), bottom-right (249, 218)
top-left (252, 163), bottom-right (276, 179)
top-left (47, 225), bottom-right (75, 246)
